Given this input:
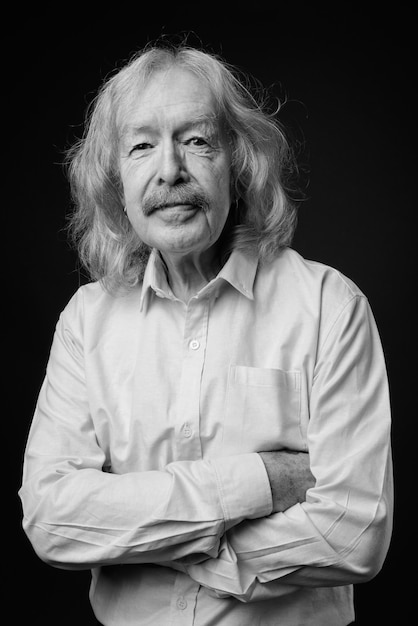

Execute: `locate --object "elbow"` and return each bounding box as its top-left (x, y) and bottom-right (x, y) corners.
top-left (343, 548), bottom-right (386, 584)
top-left (20, 490), bottom-right (80, 570)
top-left (19, 479), bottom-right (94, 571)
top-left (339, 509), bottom-right (393, 584)
top-left (22, 518), bottom-right (89, 571)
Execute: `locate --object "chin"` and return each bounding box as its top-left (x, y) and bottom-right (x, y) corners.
top-left (156, 224), bottom-right (215, 256)
top-left (161, 237), bottom-right (211, 257)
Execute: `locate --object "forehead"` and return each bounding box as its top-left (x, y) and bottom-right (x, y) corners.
top-left (120, 67), bottom-right (218, 132)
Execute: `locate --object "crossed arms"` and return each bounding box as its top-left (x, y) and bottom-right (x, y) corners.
top-left (19, 292), bottom-right (393, 602)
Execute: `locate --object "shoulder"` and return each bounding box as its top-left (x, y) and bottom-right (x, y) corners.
top-left (59, 281), bottom-right (143, 331)
top-left (255, 248), bottom-right (369, 334)
top-left (261, 247), bottom-right (365, 301)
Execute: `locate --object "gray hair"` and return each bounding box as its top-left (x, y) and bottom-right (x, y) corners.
top-left (66, 43), bottom-right (301, 293)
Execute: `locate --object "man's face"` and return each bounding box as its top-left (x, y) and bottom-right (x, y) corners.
top-left (119, 67), bottom-right (232, 259)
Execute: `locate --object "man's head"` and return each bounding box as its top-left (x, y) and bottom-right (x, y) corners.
top-left (67, 43), bottom-right (299, 292)
top-left (119, 65), bottom-right (232, 263)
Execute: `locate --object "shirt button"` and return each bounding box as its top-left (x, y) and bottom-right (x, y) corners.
top-left (176, 596), bottom-right (188, 610)
top-left (189, 339), bottom-right (200, 350)
top-left (183, 424), bottom-right (192, 438)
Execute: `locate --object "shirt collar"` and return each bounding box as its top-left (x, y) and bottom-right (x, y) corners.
top-left (139, 249), bottom-right (170, 312)
top-left (217, 249), bottom-right (257, 300)
top-left (140, 248), bottom-right (257, 312)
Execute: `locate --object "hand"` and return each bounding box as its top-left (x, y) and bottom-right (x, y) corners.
top-left (259, 450), bottom-right (315, 513)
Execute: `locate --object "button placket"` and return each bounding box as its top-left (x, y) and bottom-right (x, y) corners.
top-left (169, 571), bottom-right (199, 625)
top-left (174, 297), bottom-right (209, 460)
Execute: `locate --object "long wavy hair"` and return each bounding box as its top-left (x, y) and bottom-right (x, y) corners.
top-left (66, 43), bottom-right (301, 293)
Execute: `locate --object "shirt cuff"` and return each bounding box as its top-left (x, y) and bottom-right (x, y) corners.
top-left (211, 453), bottom-right (273, 528)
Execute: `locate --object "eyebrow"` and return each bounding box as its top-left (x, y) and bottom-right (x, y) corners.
top-left (121, 114), bottom-right (219, 140)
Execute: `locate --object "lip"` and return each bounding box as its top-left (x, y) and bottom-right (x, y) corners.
top-left (156, 204), bottom-right (200, 223)
top-left (158, 203), bottom-right (196, 211)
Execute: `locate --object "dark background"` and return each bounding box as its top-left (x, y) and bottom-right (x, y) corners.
top-left (9, 6), bottom-right (414, 624)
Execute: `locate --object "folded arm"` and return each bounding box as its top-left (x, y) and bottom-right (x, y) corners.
top-left (175, 295), bottom-right (393, 602)
top-left (19, 306), bottom-right (272, 570)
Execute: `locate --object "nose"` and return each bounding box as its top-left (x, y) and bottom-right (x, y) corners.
top-left (157, 140), bottom-right (190, 186)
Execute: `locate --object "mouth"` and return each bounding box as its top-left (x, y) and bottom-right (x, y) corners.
top-left (155, 203), bottom-right (200, 223)
top-left (157, 203), bottom-right (196, 211)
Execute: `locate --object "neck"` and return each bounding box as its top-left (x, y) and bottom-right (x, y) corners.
top-left (160, 246), bottom-right (222, 303)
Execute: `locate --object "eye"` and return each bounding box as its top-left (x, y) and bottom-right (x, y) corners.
top-left (130, 142), bottom-right (153, 154)
top-left (185, 136), bottom-right (210, 147)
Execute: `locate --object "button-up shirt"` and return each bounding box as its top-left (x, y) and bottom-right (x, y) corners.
top-left (19, 248), bottom-right (393, 626)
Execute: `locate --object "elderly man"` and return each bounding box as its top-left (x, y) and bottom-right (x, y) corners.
top-left (19, 43), bottom-right (393, 626)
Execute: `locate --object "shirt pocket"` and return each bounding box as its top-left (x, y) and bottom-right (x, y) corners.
top-left (222, 365), bottom-right (304, 454)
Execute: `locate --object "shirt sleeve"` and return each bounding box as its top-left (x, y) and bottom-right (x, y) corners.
top-left (180, 295), bottom-right (393, 602)
top-left (18, 296), bottom-right (272, 571)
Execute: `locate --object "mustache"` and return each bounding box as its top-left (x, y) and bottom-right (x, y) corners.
top-left (142, 185), bottom-right (210, 216)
